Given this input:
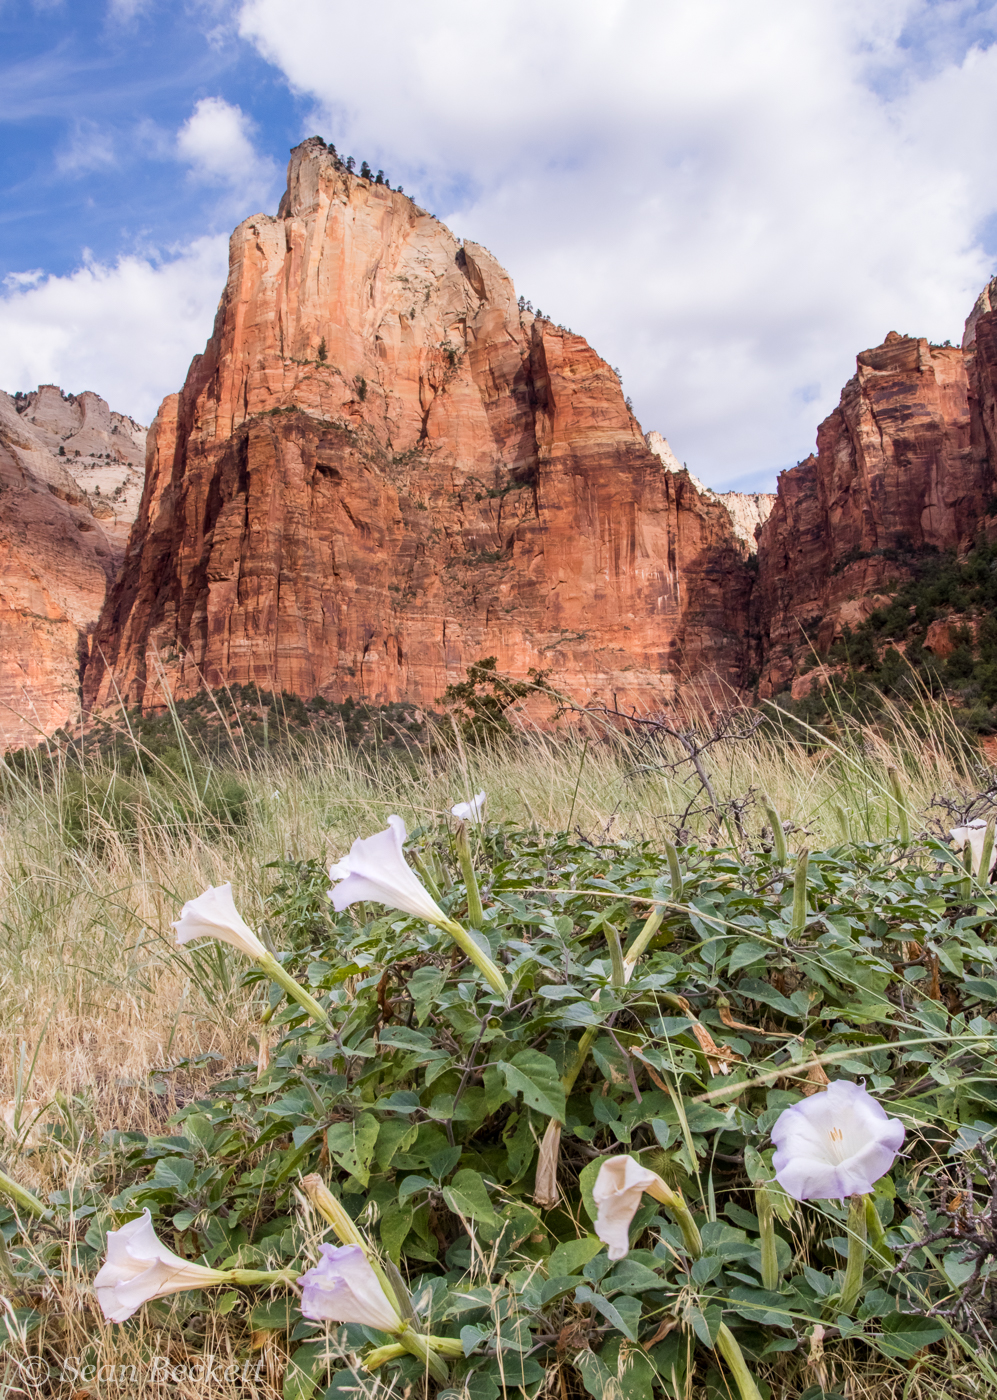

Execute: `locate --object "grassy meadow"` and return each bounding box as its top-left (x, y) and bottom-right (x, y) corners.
top-left (0, 688), bottom-right (996, 1399)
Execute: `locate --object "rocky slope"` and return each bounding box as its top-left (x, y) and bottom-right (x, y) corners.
top-left (83, 138), bottom-right (756, 718)
top-left (755, 329), bottom-right (992, 697)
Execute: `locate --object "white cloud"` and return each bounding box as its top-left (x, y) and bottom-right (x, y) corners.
top-left (239, 0), bottom-right (997, 488)
top-left (176, 95), bottom-right (278, 209)
top-left (0, 237), bottom-right (229, 424)
top-left (56, 120), bottom-right (117, 175)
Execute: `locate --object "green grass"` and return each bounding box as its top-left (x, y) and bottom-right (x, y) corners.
top-left (0, 698), bottom-right (995, 1397)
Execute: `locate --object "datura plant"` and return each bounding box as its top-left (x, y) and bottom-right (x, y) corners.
top-left (2, 801), bottom-right (994, 1396)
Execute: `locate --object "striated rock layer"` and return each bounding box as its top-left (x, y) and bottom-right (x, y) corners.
top-left (0, 392), bottom-right (121, 747)
top-left (84, 138), bottom-right (756, 717)
top-left (755, 330), bottom-right (992, 696)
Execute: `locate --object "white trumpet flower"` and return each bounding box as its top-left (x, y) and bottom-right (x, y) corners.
top-left (771, 1079), bottom-right (905, 1201)
top-left (950, 819), bottom-right (997, 876)
top-left (298, 1244), bottom-right (402, 1332)
top-left (95, 1210), bottom-right (231, 1323)
top-left (451, 791), bottom-right (486, 823)
top-left (329, 816), bottom-right (509, 996)
top-left (592, 1154), bottom-right (701, 1261)
top-left (171, 883), bottom-right (268, 960)
top-left (329, 816), bottom-right (449, 924)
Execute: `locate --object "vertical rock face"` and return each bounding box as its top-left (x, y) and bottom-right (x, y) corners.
top-left (755, 331), bottom-right (988, 696)
top-left (0, 392), bottom-right (120, 747)
top-left (84, 138), bottom-right (755, 716)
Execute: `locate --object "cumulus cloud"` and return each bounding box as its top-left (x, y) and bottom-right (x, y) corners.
top-left (176, 95), bottom-right (278, 209)
top-left (0, 237), bottom-right (229, 424)
top-left (239, 0), bottom-right (997, 487)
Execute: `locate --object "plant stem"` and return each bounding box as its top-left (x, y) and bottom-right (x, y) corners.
top-left (0, 1167), bottom-right (48, 1219)
top-left (623, 904), bottom-right (665, 973)
top-left (644, 1177), bottom-right (703, 1259)
top-left (396, 1326), bottom-right (451, 1383)
top-left (664, 841), bottom-right (684, 901)
top-left (563, 1024), bottom-right (599, 1094)
top-left (437, 916), bottom-right (508, 997)
top-left (454, 822), bottom-right (485, 929)
top-left (790, 849), bottom-right (809, 936)
top-left (366, 1334), bottom-right (464, 1370)
top-left (755, 1184), bottom-right (780, 1291)
top-left (763, 794), bottom-right (787, 866)
top-left (228, 1267), bottom-right (300, 1287)
top-left (864, 1194), bottom-right (893, 1267)
top-left (887, 765), bottom-right (910, 845)
top-left (604, 922), bottom-right (626, 987)
top-left (256, 951), bottom-right (331, 1026)
top-left (412, 850), bottom-right (443, 903)
top-left (715, 1323), bottom-right (765, 1400)
top-left (840, 1192), bottom-right (868, 1315)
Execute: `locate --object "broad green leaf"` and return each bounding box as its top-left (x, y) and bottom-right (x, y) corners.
top-left (374, 1119), bottom-right (419, 1170)
top-left (443, 1168), bottom-right (499, 1226)
top-left (283, 1342), bottom-right (326, 1400)
top-left (326, 1113), bottom-right (379, 1187)
top-left (873, 1313), bottom-right (945, 1360)
top-left (150, 1157), bottom-right (196, 1193)
top-left (497, 1049), bottom-right (565, 1120)
top-left (574, 1283), bottom-right (639, 1341)
top-left (379, 1201), bottom-right (413, 1264)
top-left (729, 940), bottom-right (769, 973)
top-left (547, 1234), bottom-right (604, 1276)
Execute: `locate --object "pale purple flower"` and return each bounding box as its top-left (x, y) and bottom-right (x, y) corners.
top-left (94, 1210), bottom-right (230, 1323)
top-left (451, 791), bottom-right (486, 824)
top-left (298, 1244), bottom-right (401, 1332)
top-left (328, 816), bottom-right (447, 924)
top-left (172, 883), bottom-right (268, 960)
top-left (772, 1080), bottom-right (905, 1201)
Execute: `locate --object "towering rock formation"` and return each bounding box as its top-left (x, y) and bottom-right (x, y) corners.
top-left (755, 331), bottom-right (991, 696)
top-left (84, 138), bottom-right (755, 717)
top-left (0, 392), bottom-right (120, 748)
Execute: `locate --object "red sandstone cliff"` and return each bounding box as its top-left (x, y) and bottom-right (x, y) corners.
top-left (0, 392), bottom-right (120, 747)
top-left (755, 329), bottom-right (991, 697)
top-left (83, 138), bottom-right (755, 717)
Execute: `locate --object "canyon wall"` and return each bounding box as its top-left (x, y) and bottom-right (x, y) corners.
top-left (755, 327), bottom-right (994, 696)
top-left (84, 138), bottom-right (756, 717)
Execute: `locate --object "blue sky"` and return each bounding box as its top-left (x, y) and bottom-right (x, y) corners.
top-left (2, 0), bottom-right (997, 492)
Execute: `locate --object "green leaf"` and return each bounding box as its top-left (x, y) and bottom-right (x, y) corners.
top-left (374, 1119), bottom-right (419, 1170)
top-left (0, 1308), bottom-right (41, 1347)
top-left (283, 1341), bottom-right (327, 1400)
top-left (688, 1303), bottom-right (723, 1346)
top-left (601, 1334), bottom-right (657, 1400)
top-left (250, 1296), bottom-right (298, 1331)
top-left (574, 1348), bottom-right (614, 1400)
top-left (547, 1234), bottom-right (604, 1276)
top-left (325, 1113), bottom-right (379, 1187)
top-left (443, 1168), bottom-right (499, 1226)
top-left (729, 940), bottom-right (769, 973)
top-left (497, 1050), bottom-right (565, 1120)
top-left (408, 966), bottom-right (447, 1024)
top-left (574, 1283), bottom-right (639, 1341)
top-left (379, 1201), bottom-right (414, 1263)
top-left (150, 1157), bottom-right (197, 1193)
top-left (873, 1312), bottom-right (945, 1360)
